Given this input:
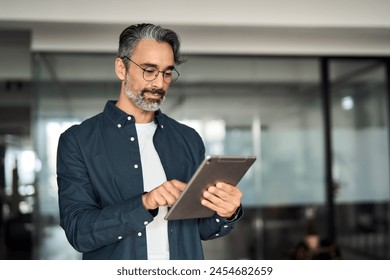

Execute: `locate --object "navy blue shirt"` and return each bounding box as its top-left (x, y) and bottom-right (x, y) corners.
top-left (57, 101), bottom-right (242, 260)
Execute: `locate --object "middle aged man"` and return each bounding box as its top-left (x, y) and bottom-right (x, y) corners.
top-left (57, 23), bottom-right (244, 260)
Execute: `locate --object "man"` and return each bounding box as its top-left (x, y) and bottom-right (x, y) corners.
top-left (57, 23), bottom-right (243, 260)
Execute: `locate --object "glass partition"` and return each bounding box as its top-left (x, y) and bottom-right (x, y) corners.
top-left (330, 59), bottom-right (390, 259)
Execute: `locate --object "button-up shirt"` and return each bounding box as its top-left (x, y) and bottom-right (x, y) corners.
top-left (57, 100), bottom-right (242, 260)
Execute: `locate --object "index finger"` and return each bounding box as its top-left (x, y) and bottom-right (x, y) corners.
top-left (170, 179), bottom-right (187, 191)
top-left (215, 182), bottom-right (238, 193)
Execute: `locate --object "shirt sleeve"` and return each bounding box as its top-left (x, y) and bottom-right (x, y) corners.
top-left (198, 205), bottom-right (243, 240)
top-left (57, 130), bottom-right (154, 253)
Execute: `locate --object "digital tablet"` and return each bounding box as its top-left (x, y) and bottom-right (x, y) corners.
top-left (164, 155), bottom-right (256, 220)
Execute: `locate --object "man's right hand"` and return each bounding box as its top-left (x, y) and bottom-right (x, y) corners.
top-left (142, 179), bottom-right (186, 210)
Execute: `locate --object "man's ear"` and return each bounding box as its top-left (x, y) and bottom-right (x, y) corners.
top-left (115, 57), bottom-right (127, 80)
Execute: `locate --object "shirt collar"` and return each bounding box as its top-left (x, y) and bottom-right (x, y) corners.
top-left (153, 109), bottom-right (165, 128)
top-left (104, 100), bottom-right (165, 128)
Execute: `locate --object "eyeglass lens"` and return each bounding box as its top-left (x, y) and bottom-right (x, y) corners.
top-left (143, 67), bottom-right (179, 84)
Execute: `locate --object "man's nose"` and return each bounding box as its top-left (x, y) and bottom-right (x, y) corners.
top-left (151, 71), bottom-right (165, 88)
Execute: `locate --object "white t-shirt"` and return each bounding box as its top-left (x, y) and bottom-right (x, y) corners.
top-left (136, 121), bottom-right (169, 260)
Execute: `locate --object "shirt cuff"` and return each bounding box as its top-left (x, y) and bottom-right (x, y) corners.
top-left (225, 205), bottom-right (243, 223)
top-left (148, 208), bottom-right (159, 217)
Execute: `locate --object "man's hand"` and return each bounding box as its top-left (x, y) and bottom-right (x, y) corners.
top-left (201, 182), bottom-right (242, 218)
top-left (142, 179), bottom-right (186, 210)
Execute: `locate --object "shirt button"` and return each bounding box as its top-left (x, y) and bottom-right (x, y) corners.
top-left (215, 218), bottom-right (220, 223)
top-left (134, 164), bottom-right (139, 169)
top-left (127, 116), bottom-right (132, 121)
top-left (138, 232), bottom-right (142, 237)
top-left (215, 233), bottom-right (220, 237)
top-left (224, 225), bottom-right (229, 228)
top-left (160, 125), bottom-right (164, 129)
top-left (118, 236), bottom-right (123, 240)
top-left (117, 124), bottom-right (122, 128)
top-left (130, 137), bottom-right (135, 141)
top-left (144, 221), bottom-right (148, 225)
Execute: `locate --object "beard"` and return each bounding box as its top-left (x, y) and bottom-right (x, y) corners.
top-left (124, 74), bottom-right (166, 112)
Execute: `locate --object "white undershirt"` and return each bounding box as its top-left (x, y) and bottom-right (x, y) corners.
top-left (136, 121), bottom-right (169, 260)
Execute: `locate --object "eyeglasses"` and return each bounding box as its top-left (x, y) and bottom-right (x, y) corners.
top-left (121, 56), bottom-right (180, 84)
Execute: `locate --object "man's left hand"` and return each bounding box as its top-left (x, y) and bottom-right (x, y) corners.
top-left (201, 182), bottom-right (242, 218)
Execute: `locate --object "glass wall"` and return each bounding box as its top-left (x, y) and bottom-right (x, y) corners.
top-left (330, 59), bottom-right (390, 259)
top-left (31, 53), bottom-right (389, 260)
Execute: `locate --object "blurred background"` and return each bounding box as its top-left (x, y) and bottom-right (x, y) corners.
top-left (0, 0), bottom-right (390, 260)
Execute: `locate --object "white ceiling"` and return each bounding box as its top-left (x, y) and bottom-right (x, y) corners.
top-left (0, 0), bottom-right (390, 55)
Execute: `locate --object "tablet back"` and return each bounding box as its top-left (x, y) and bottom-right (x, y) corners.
top-left (165, 155), bottom-right (256, 220)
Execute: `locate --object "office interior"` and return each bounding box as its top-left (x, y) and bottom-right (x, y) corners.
top-left (1, 1), bottom-right (390, 260)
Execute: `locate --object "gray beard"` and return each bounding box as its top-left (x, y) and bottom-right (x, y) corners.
top-left (124, 81), bottom-right (165, 112)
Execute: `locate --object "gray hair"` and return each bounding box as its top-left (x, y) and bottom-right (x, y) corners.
top-left (118, 23), bottom-right (184, 68)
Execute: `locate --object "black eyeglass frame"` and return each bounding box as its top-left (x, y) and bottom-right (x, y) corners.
top-left (120, 56), bottom-right (180, 84)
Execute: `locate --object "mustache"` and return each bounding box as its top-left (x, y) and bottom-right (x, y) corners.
top-left (141, 88), bottom-right (166, 97)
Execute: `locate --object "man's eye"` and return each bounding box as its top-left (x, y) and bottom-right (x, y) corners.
top-left (144, 68), bottom-right (156, 74)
